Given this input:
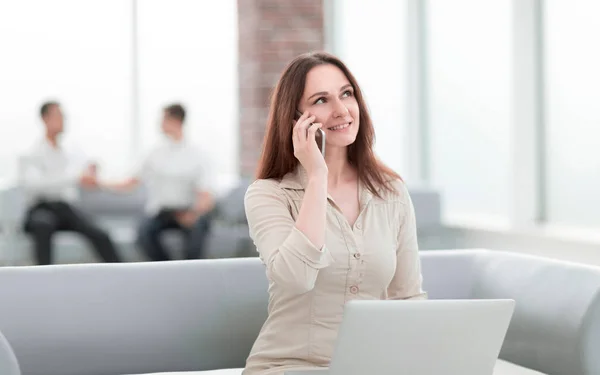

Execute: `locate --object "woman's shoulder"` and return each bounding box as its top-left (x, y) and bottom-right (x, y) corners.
top-left (244, 178), bottom-right (287, 203)
top-left (247, 178), bottom-right (283, 192)
top-left (378, 176), bottom-right (411, 205)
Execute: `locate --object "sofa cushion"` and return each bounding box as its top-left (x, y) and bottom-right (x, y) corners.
top-left (126, 360), bottom-right (544, 375)
top-left (129, 370), bottom-right (243, 375)
top-left (494, 359), bottom-right (546, 374)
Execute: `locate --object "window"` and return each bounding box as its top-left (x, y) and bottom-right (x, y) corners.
top-left (332, 0), bottom-right (408, 176)
top-left (0, 0), bottom-right (132, 181)
top-left (136, 0), bottom-right (239, 183)
top-left (0, 0), bottom-right (238, 184)
top-left (426, 0), bottom-right (512, 221)
top-left (544, 0), bottom-right (600, 228)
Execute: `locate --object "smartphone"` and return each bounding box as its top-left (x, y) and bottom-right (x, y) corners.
top-left (295, 110), bottom-right (326, 157)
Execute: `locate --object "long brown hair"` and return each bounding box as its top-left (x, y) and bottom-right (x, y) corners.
top-left (255, 51), bottom-right (400, 198)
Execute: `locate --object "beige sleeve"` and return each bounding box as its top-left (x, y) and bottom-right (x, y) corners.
top-left (244, 180), bottom-right (335, 294)
top-left (387, 183), bottom-right (428, 300)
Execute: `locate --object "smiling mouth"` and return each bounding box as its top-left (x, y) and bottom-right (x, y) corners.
top-left (328, 122), bottom-right (351, 131)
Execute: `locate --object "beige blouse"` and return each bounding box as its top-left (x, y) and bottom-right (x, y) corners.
top-left (242, 166), bottom-right (427, 375)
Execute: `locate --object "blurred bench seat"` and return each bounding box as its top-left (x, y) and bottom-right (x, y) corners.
top-left (0, 179), bottom-right (442, 265)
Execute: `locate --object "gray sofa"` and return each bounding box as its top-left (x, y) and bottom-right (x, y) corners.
top-left (0, 249), bottom-right (599, 375)
top-left (0, 181), bottom-right (441, 265)
top-left (0, 330), bottom-right (19, 375)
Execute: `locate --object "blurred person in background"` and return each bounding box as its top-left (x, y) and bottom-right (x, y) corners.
top-left (104, 103), bottom-right (215, 261)
top-left (242, 52), bottom-right (426, 375)
top-left (20, 101), bottom-right (121, 265)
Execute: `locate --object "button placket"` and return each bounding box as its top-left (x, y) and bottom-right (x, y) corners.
top-left (332, 208), bottom-right (362, 296)
top-left (353, 223), bottom-right (364, 282)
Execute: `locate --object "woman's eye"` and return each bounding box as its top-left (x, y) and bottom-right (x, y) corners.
top-left (314, 97), bottom-right (326, 105)
top-left (342, 90), bottom-right (353, 98)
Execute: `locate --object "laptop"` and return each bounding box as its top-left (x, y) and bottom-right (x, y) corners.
top-left (286, 299), bottom-right (515, 375)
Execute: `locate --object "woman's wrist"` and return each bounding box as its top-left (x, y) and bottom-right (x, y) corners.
top-left (307, 168), bottom-right (328, 183)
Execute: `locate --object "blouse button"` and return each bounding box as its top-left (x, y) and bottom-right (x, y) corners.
top-left (350, 285), bottom-right (359, 294)
top-left (353, 253), bottom-right (361, 259)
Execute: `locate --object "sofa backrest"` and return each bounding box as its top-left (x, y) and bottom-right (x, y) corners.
top-left (418, 248), bottom-right (481, 299)
top-left (78, 186), bottom-right (148, 219)
top-left (0, 258), bottom-right (269, 375)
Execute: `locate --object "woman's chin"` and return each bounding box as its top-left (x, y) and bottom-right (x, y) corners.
top-left (326, 134), bottom-right (357, 149)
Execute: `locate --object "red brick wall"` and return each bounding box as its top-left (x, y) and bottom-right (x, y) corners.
top-left (237, 0), bottom-right (324, 177)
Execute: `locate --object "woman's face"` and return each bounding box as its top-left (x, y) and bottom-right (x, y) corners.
top-left (298, 64), bottom-right (360, 149)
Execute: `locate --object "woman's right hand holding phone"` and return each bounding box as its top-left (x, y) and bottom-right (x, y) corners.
top-left (292, 111), bottom-right (328, 249)
top-left (293, 111), bottom-right (327, 179)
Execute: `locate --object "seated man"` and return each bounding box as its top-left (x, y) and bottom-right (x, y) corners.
top-left (20, 101), bottom-right (121, 265)
top-left (105, 103), bottom-right (215, 261)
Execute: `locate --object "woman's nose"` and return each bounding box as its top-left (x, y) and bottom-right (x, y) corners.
top-left (332, 98), bottom-right (349, 117)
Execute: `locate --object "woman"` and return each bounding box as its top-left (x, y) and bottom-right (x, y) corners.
top-left (243, 51), bottom-right (427, 375)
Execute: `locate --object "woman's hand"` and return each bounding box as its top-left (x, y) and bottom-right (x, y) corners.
top-left (292, 111), bottom-right (327, 178)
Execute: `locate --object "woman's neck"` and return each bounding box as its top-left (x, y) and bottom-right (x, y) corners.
top-left (325, 146), bottom-right (355, 188)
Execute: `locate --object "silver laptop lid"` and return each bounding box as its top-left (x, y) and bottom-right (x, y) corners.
top-left (328, 299), bottom-right (515, 375)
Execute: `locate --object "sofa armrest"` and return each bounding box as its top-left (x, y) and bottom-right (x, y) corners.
top-left (0, 329), bottom-right (20, 375)
top-left (473, 251), bottom-right (600, 375)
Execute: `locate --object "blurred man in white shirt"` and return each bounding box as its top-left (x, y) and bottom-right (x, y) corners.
top-left (20, 101), bottom-right (121, 265)
top-left (106, 104), bottom-right (215, 261)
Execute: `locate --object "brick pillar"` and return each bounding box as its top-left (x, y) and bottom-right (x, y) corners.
top-left (237, 0), bottom-right (324, 177)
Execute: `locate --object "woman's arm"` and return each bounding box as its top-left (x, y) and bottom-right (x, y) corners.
top-left (387, 182), bottom-right (427, 300)
top-left (245, 178), bottom-right (333, 295)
